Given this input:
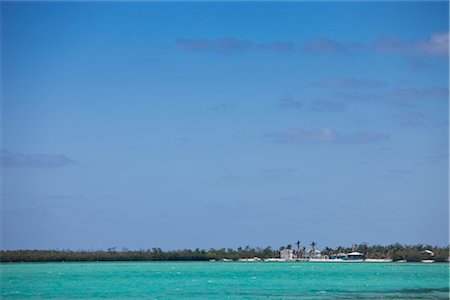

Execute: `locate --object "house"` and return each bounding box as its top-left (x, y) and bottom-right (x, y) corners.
top-left (305, 249), bottom-right (322, 259)
top-left (347, 251), bottom-right (364, 260)
top-left (280, 248), bottom-right (294, 260)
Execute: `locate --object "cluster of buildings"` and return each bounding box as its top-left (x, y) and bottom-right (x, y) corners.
top-left (279, 248), bottom-right (364, 261)
top-left (211, 245), bottom-right (439, 263)
top-left (233, 247), bottom-right (437, 263)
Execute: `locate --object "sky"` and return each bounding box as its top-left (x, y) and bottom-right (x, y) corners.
top-left (1, 1), bottom-right (449, 250)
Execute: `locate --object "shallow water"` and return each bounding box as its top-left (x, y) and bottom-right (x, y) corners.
top-left (1, 261), bottom-right (449, 299)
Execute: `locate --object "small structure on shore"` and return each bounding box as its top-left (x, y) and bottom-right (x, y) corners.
top-left (305, 249), bottom-right (322, 259)
top-left (329, 253), bottom-right (347, 260)
top-left (421, 249), bottom-right (434, 256)
top-left (280, 248), bottom-right (295, 260)
top-left (347, 251), bottom-right (364, 260)
top-left (329, 251), bottom-right (364, 261)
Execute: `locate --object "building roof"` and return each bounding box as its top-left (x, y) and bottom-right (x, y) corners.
top-left (280, 248), bottom-right (293, 252)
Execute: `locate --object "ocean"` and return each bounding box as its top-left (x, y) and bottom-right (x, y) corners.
top-left (1, 261), bottom-right (448, 299)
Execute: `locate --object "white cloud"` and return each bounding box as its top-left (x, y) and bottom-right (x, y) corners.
top-left (264, 128), bottom-right (388, 145)
top-left (1, 149), bottom-right (76, 168)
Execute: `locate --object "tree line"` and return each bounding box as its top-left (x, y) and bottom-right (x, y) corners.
top-left (0, 244), bottom-right (448, 262)
top-left (0, 246), bottom-right (276, 262)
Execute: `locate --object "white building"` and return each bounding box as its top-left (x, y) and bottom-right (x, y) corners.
top-left (347, 251), bottom-right (364, 260)
top-left (280, 248), bottom-right (294, 260)
top-left (305, 249), bottom-right (322, 259)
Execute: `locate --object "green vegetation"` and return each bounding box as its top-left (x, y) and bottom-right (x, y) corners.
top-left (0, 244), bottom-right (448, 262)
top-left (0, 247), bottom-right (277, 262)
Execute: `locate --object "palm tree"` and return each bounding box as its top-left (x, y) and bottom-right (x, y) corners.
top-left (310, 241), bottom-right (317, 253)
top-left (295, 241), bottom-right (301, 259)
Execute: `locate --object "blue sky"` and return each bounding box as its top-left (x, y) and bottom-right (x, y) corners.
top-left (1, 2), bottom-right (449, 250)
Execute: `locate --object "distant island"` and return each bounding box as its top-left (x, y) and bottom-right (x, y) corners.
top-left (1, 243), bottom-right (449, 263)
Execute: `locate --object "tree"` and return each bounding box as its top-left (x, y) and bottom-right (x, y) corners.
top-left (310, 241), bottom-right (316, 252)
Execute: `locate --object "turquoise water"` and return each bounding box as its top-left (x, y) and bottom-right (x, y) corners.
top-left (1, 262), bottom-right (449, 299)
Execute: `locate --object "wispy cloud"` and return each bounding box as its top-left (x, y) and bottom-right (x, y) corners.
top-left (355, 32), bottom-right (449, 57)
top-left (305, 32), bottom-right (449, 57)
top-left (221, 173), bottom-right (245, 181)
top-left (177, 136), bottom-right (192, 143)
top-left (405, 58), bottom-right (431, 72)
top-left (261, 168), bottom-right (297, 177)
top-left (367, 37), bottom-right (410, 54)
top-left (177, 37), bottom-right (250, 53)
top-left (176, 37), bottom-right (294, 54)
top-left (276, 97), bottom-right (303, 110)
top-left (302, 38), bottom-right (347, 54)
top-left (278, 196), bottom-right (304, 203)
top-left (276, 97), bottom-right (346, 112)
top-left (334, 91), bottom-right (382, 102)
top-left (382, 169), bottom-right (414, 178)
top-left (334, 87), bottom-right (448, 107)
top-left (177, 32), bottom-right (448, 57)
top-left (264, 128), bottom-right (388, 145)
top-left (387, 87), bottom-right (449, 100)
top-left (45, 194), bottom-right (84, 201)
top-left (1, 149), bottom-right (76, 168)
top-left (258, 42), bottom-right (295, 53)
top-left (378, 146), bottom-right (394, 152)
top-left (369, 32), bottom-right (448, 57)
top-left (415, 32), bottom-right (449, 56)
top-left (395, 111), bottom-right (427, 128)
top-left (309, 100), bottom-right (346, 112)
top-left (313, 77), bottom-right (386, 89)
top-left (208, 102), bottom-right (237, 112)
top-left (424, 153), bottom-right (448, 164)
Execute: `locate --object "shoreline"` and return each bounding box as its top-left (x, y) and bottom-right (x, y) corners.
top-left (1, 259), bottom-right (449, 264)
top-left (2, 245), bottom-right (448, 263)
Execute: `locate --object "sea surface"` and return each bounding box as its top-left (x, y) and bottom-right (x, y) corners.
top-left (1, 261), bottom-right (449, 299)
